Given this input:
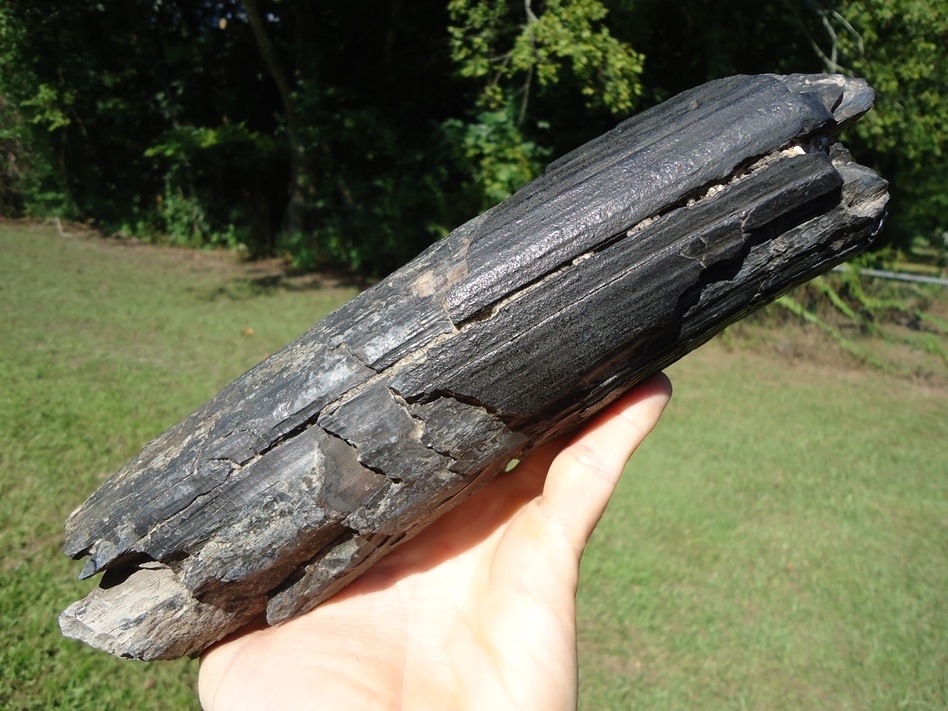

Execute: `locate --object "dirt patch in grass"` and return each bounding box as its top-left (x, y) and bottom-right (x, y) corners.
top-left (720, 305), bottom-right (948, 392)
top-left (730, 323), bottom-right (943, 387)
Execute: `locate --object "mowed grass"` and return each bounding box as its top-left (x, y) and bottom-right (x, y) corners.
top-left (0, 225), bottom-right (359, 710)
top-left (578, 350), bottom-right (948, 709)
top-left (2, 224), bottom-right (946, 709)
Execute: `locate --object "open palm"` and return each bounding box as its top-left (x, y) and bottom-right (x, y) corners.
top-left (199, 374), bottom-right (671, 711)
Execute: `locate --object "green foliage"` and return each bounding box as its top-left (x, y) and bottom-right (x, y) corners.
top-left (1, 0), bottom-right (946, 273)
top-left (0, 0), bottom-right (286, 251)
top-left (825, 0), bottom-right (948, 254)
top-left (443, 0), bottom-right (644, 223)
top-left (601, 0), bottom-right (948, 259)
top-left (0, 94), bottom-right (29, 215)
top-left (153, 176), bottom-right (225, 249)
top-left (442, 108), bottom-right (550, 210)
top-left (142, 123), bottom-right (279, 250)
top-left (775, 291), bottom-right (888, 369)
top-left (273, 70), bottom-right (466, 274)
top-left (836, 2), bottom-right (939, 255)
top-left (767, 268), bottom-right (948, 378)
top-left (895, 169), bottom-right (948, 264)
top-left (0, 5), bottom-right (75, 218)
top-left (448, 0), bottom-right (644, 115)
top-left (605, 0), bottom-right (822, 98)
top-left (20, 84), bottom-right (74, 132)
top-left (830, 1), bottom-right (948, 161)
top-left (144, 124), bottom-right (277, 162)
top-left (0, 93), bottom-right (76, 219)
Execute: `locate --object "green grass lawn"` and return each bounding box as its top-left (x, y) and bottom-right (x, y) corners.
top-left (578, 351), bottom-right (947, 709)
top-left (0, 225), bottom-right (360, 710)
top-left (2, 224), bottom-right (946, 709)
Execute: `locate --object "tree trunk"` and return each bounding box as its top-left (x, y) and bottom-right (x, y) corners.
top-left (60, 74), bottom-right (887, 661)
top-left (241, 0), bottom-right (306, 235)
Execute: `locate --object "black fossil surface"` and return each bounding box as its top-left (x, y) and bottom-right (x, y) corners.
top-left (60, 74), bottom-right (888, 660)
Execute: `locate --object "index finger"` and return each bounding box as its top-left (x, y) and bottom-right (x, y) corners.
top-left (538, 373), bottom-right (672, 554)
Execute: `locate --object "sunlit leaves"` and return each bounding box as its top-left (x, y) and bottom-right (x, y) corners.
top-left (443, 0), bottom-right (644, 214)
top-left (826, 0), bottom-right (948, 249)
top-left (832, 0), bottom-right (948, 161)
top-left (2, 0), bottom-right (945, 269)
top-left (442, 109), bottom-right (549, 210)
top-left (448, 0), bottom-right (643, 117)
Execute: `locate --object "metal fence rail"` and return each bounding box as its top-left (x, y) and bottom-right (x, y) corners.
top-left (833, 265), bottom-right (948, 287)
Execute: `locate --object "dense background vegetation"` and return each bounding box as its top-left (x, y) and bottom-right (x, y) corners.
top-left (1, 0), bottom-right (946, 274)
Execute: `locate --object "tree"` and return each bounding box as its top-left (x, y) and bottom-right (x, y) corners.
top-left (0, 0), bottom-right (284, 249)
top-left (443, 0), bottom-right (645, 210)
top-left (823, 0), bottom-right (948, 254)
top-left (1, 0), bottom-right (944, 271)
top-left (0, 2), bottom-right (76, 217)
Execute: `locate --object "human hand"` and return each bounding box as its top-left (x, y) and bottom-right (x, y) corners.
top-left (198, 373), bottom-right (672, 711)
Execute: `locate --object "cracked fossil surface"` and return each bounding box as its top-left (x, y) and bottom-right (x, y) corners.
top-left (61, 73), bottom-right (888, 660)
